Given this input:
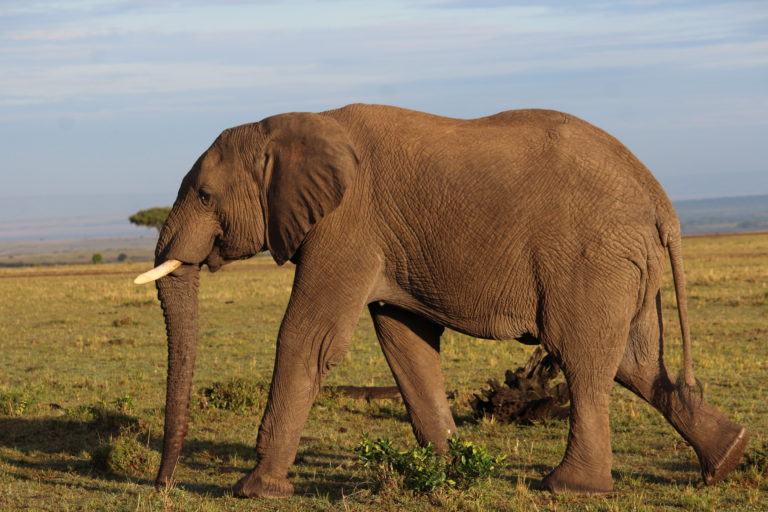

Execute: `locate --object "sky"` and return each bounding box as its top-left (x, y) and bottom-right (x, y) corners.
top-left (1, 0), bottom-right (767, 224)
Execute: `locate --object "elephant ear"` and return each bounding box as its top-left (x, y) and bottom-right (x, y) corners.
top-left (262, 113), bottom-right (358, 265)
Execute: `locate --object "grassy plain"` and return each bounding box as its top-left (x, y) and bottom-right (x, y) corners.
top-left (0, 234), bottom-right (766, 511)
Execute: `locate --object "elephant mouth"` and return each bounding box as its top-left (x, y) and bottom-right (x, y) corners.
top-left (204, 246), bottom-right (225, 273)
top-left (134, 239), bottom-right (230, 285)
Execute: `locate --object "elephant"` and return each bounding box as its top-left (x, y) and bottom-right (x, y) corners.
top-left (134, 103), bottom-right (747, 497)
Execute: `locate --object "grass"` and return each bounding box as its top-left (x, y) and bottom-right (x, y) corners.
top-left (0, 234), bottom-right (766, 511)
top-left (0, 237), bottom-right (157, 267)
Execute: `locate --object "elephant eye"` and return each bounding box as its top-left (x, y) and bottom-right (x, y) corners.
top-left (198, 189), bottom-right (212, 206)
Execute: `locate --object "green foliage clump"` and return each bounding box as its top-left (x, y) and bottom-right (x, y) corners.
top-left (357, 436), bottom-right (506, 493)
top-left (91, 433), bottom-right (158, 478)
top-left (198, 377), bottom-right (268, 413)
top-left (447, 436), bottom-right (507, 484)
top-left (129, 206), bottom-right (171, 232)
top-left (744, 441), bottom-right (768, 474)
top-left (91, 253), bottom-right (102, 264)
top-left (0, 388), bottom-right (37, 416)
top-left (72, 397), bottom-right (155, 477)
top-left (64, 401), bottom-right (141, 434)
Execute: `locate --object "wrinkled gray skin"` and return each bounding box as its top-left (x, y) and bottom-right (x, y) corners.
top-left (151, 104), bottom-right (747, 497)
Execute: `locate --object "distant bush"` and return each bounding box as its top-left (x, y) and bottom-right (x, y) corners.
top-left (129, 207), bottom-right (171, 232)
top-left (91, 253), bottom-right (102, 264)
top-left (117, 253), bottom-right (128, 262)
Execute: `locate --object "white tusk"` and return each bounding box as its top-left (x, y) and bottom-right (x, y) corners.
top-left (133, 260), bottom-right (183, 285)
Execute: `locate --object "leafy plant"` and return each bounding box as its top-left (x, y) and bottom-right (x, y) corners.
top-left (64, 403), bottom-right (142, 434)
top-left (446, 437), bottom-right (505, 486)
top-left (112, 394), bottom-right (134, 413)
top-left (92, 432), bottom-right (158, 478)
top-left (744, 441), bottom-right (768, 474)
top-left (0, 388), bottom-right (36, 416)
top-left (357, 435), bottom-right (506, 493)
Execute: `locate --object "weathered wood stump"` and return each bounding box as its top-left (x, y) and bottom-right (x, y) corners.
top-left (470, 347), bottom-right (570, 424)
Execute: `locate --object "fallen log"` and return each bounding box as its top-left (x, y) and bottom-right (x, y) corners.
top-left (327, 385), bottom-right (402, 401)
top-left (324, 386), bottom-right (457, 402)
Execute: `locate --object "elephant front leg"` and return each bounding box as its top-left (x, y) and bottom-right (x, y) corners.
top-left (233, 270), bottom-right (370, 498)
top-left (229, 341), bottom-right (309, 496)
top-left (369, 302), bottom-right (457, 450)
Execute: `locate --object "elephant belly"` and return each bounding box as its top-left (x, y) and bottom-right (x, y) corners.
top-left (371, 269), bottom-right (539, 342)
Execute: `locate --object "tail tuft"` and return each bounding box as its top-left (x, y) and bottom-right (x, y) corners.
top-left (676, 369), bottom-right (704, 403)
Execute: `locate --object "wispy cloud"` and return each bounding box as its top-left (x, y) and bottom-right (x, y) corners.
top-left (0, 0), bottom-right (765, 198)
top-left (5, 28), bottom-right (112, 41)
top-left (1, 0), bottom-right (764, 108)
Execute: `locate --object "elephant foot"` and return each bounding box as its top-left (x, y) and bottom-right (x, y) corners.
top-left (232, 471), bottom-right (294, 499)
top-left (700, 425), bottom-right (748, 486)
top-left (540, 465), bottom-right (613, 495)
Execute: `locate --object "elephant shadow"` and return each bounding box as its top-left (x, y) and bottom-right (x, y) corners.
top-left (0, 414), bottom-right (154, 493)
top-left (0, 415), bottom-right (365, 499)
top-left (0, 415), bottom-right (234, 494)
top-left (0, 415), bottom-right (706, 499)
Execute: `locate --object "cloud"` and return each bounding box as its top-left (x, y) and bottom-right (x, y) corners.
top-left (5, 28), bottom-right (112, 41)
top-left (0, 0), bottom-right (765, 118)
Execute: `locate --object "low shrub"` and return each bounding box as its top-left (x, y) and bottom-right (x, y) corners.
top-left (64, 402), bottom-right (141, 434)
top-left (744, 441), bottom-right (768, 474)
top-left (198, 377), bottom-right (268, 413)
top-left (357, 436), bottom-right (506, 493)
top-left (92, 433), bottom-right (158, 478)
top-left (0, 387), bottom-right (37, 416)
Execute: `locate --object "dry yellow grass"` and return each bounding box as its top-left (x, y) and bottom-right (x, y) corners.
top-left (0, 234), bottom-right (765, 511)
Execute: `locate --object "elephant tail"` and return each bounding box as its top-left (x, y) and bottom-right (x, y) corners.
top-left (666, 229), bottom-right (698, 389)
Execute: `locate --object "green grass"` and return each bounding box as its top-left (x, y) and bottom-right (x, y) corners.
top-left (0, 235), bottom-right (766, 511)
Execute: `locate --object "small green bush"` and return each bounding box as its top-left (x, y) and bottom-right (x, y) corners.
top-left (64, 404), bottom-right (100, 422)
top-left (112, 395), bottom-right (134, 413)
top-left (447, 436), bottom-right (506, 485)
top-left (357, 436), bottom-right (506, 493)
top-left (0, 388), bottom-right (36, 416)
top-left (91, 253), bottom-right (103, 264)
top-left (744, 441), bottom-right (768, 474)
top-left (64, 403), bottom-right (141, 434)
top-left (198, 377), bottom-right (268, 413)
top-left (92, 434), bottom-right (158, 477)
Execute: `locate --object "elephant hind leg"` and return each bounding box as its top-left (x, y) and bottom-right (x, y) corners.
top-left (369, 302), bottom-right (457, 451)
top-left (539, 288), bottom-right (633, 494)
top-left (615, 292), bottom-right (747, 486)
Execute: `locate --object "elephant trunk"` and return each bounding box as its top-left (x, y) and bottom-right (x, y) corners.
top-left (154, 263), bottom-right (200, 488)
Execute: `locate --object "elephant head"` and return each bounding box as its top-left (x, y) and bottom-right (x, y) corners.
top-left (135, 112), bottom-right (358, 487)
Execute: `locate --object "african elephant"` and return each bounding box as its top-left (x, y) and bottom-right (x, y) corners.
top-left (135, 104), bottom-right (747, 497)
